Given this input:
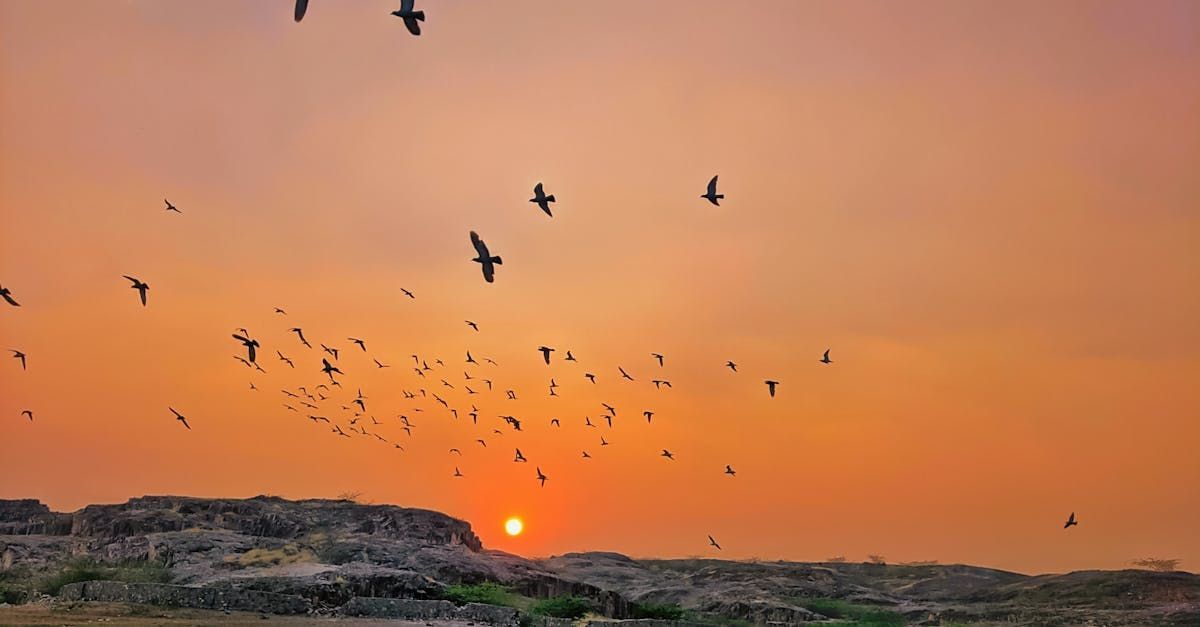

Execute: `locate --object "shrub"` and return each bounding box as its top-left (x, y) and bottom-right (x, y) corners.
top-left (38, 559), bottom-right (171, 596)
top-left (443, 582), bottom-right (518, 607)
top-left (631, 602), bottom-right (685, 619)
top-left (530, 596), bottom-right (592, 619)
top-left (867, 554), bottom-right (887, 565)
top-left (1131, 558), bottom-right (1181, 572)
top-left (800, 598), bottom-right (904, 626)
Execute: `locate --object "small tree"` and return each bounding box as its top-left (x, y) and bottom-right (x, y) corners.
top-left (335, 491), bottom-right (363, 503)
top-left (867, 554), bottom-right (887, 565)
top-left (1131, 558), bottom-right (1180, 572)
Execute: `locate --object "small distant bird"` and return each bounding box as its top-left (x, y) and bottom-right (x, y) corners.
top-left (514, 448), bottom-right (527, 463)
top-left (643, 411), bottom-right (654, 423)
top-left (724, 465), bottom-right (736, 477)
top-left (601, 403), bottom-right (616, 415)
top-left (725, 360), bottom-right (737, 372)
top-left (466, 320), bottom-right (479, 331)
top-left (122, 276), bottom-right (150, 306)
top-left (476, 439), bottom-right (487, 447)
top-left (600, 436), bottom-right (609, 446)
top-left (374, 359), bottom-right (390, 368)
top-left (274, 307), bottom-right (287, 315)
top-left (466, 351), bottom-right (477, 364)
top-left (701, 175), bottom-right (724, 206)
top-left (582, 451), bottom-right (592, 459)
top-left (585, 373), bottom-right (596, 384)
top-left (536, 467), bottom-right (548, 487)
top-left (321, 344), bottom-right (339, 360)
top-left (820, 349), bottom-right (832, 364)
top-left (585, 417), bottom-right (596, 428)
top-left (10, 350), bottom-right (26, 370)
top-left (618, 366), bottom-right (634, 381)
top-left (321, 358), bottom-right (343, 382)
top-left (349, 338), bottom-right (367, 351)
top-left (538, 346), bottom-right (555, 364)
top-left (1064, 512), bottom-right (1078, 529)
top-left (169, 407), bottom-right (190, 430)
top-left (661, 449), bottom-right (675, 460)
top-left (401, 288), bottom-right (415, 299)
top-left (277, 351), bottom-right (294, 368)
top-left (651, 379), bottom-right (671, 389)
top-left (550, 418), bottom-right (561, 427)
top-left (708, 535), bottom-right (722, 550)
top-left (293, 0), bottom-right (308, 22)
top-left (249, 382), bottom-right (258, 391)
top-left (530, 182), bottom-right (556, 217)
top-left (390, 0), bottom-right (425, 36)
top-left (0, 286), bottom-right (19, 307)
top-left (21, 410), bottom-right (33, 421)
top-left (565, 350), bottom-right (577, 362)
top-left (651, 353), bottom-right (664, 367)
top-left (290, 328), bottom-right (312, 348)
top-left (765, 380), bottom-right (779, 397)
top-left (453, 467), bottom-right (463, 477)
top-left (469, 231), bottom-right (502, 283)
top-left (233, 333), bottom-right (260, 363)
top-left (164, 199), bottom-right (181, 213)
top-left (449, 448), bottom-right (462, 456)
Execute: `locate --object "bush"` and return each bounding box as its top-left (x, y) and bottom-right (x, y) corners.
top-left (443, 582), bottom-right (518, 607)
top-left (38, 559), bottom-right (172, 596)
top-left (1131, 558), bottom-right (1180, 572)
top-left (530, 596), bottom-right (592, 619)
top-left (801, 598), bottom-right (904, 626)
top-left (632, 602), bottom-right (685, 619)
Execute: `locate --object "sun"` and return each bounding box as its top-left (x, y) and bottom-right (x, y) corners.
top-left (504, 517), bottom-right (524, 536)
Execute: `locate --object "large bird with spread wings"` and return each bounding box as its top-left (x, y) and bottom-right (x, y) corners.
top-left (470, 231), bottom-right (502, 283)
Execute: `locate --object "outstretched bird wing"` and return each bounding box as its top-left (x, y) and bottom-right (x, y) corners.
top-left (294, 0), bottom-right (308, 22)
top-left (707, 175), bottom-right (719, 195)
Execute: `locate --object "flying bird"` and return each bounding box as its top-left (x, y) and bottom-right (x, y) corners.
top-left (277, 351), bottom-right (294, 368)
top-left (321, 358), bottom-right (343, 382)
top-left (466, 351), bottom-right (477, 364)
top-left (820, 349), bottom-right (832, 364)
top-left (164, 199), bottom-right (181, 213)
top-left (661, 449), bottom-right (675, 460)
top-left (21, 410), bottom-right (33, 421)
top-left (289, 328), bottom-right (312, 348)
top-left (293, 0), bottom-right (308, 22)
top-left (10, 350), bottom-right (26, 370)
top-left (453, 467), bottom-right (463, 477)
top-left (538, 346), bottom-right (555, 365)
top-left (122, 276), bottom-right (150, 306)
top-left (536, 467), bottom-right (548, 487)
top-left (651, 353), bottom-right (664, 367)
top-left (274, 307), bottom-right (287, 315)
top-left (1064, 512), bottom-right (1078, 529)
top-left (390, 0), bottom-right (425, 36)
top-left (765, 380), bottom-right (779, 397)
top-left (530, 182), bottom-right (556, 217)
top-left (724, 465), bottom-right (737, 477)
top-left (581, 451), bottom-right (592, 459)
top-left (651, 379), bottom-right (671, 389)
top-left (232, 333), bottom-right (260, 363)
top-left (708, 535), bottom-right (722, 550)
top-left (514, 448), bottom-right (527, 463)
top-left (0, 286), bottom-right (19, 307)
top-left (618, 366), bottom-right (634, 381)
top-left (469, 231), bottom-right (502, 283)
top-left (349, 338), bottom-right (367, 351)
top-left (565, 350), bottom-right (577, 362)
top-left (725, 360), bottom-right (737, 372)
top-left (169, 407), bottom-right (190, 430)
top-left (374, 359), bottom-right (390, 368)
top-left (643, 411), bottom-right (654, 423)
top-left (584, 373), bottom-right (596, 384)
top-left (466, 320), bottom-right (479, 331)
top-left (321, 344), bottom-right (339, 360)
top-left (701, 175), bottom-right (724, 206)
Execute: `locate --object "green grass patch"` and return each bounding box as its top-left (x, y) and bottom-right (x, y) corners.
top-left (631, 601), bottom-right (686, 620)
top-left (443, 582), bottom-right (521, 607)
top-left (38, 559), bottom-right (172, 596)
top-left (799, 597), bottom-right (905, 626)
top-left (530, 595), bottom-right (592, 619)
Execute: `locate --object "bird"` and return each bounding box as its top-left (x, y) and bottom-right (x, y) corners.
top-left (601, 403), bottom-right (616, 415)
top-left (585, 417), bottom-right (596, 428)
top-left (618, 366), bottom-right (634, 381)
top-left (232, 333), bottom-right (260, 363)
top-left (169, 407), bottom-right (190, 430)
top-left (449, 448), bottom-right (462, 456)
top-left (164, 199), bottom-right (181, 213)
top-left (466, 351), bottom-right (477, 364)
top-left (643, 411), bottom-right (654, 423)
top-left (0, 286), bottom-right (19, 307)
top-left (277, 351), bottom-right (294, 368)
top-left (274, 307), bottom-right (287, 315)
top-left (21, 410), bottom-right (33, 421)
top-left (708, 535), bottom-right (722, 550)
top-left (661, 449), bottom-right (675, 460)
top-left (374, 359), bottom-right (390, 368)
top-left (514, 448), bottom-right (527, 463)
top-left (321, 358), bottom-right (343, 382)
top-left (10, 350), bottom-right (26, 370)
top-left (724, 465), bottom-right (736, 477)
top-left (293, 0), bottom-right (308, 22)
top-left (530, 182), bottom-right (556, 217)
top-left (651, 379), bottom-right (671, 389)
top-left (820, 349), bottom-right (832, 364)
top-left (453, 467), bottom-right (463, 477)
top-left (701, 175), bottom-right (724, 206)
top-left (725, 360), bottom-right (737, 372)
top-left (538, 346), bottom-right (555, 365)
top-left (321, 344), bottom-right (339, 360)
top-left (122, 276), bottom-right (150, 306)
top-left (1064, 512), bottom-right (1078, 529)
top-left (349, 338), bottom-right (367, 351)
top-left (469, 231), bottom-right (502, 283)
top-left (401, 288), bottom-right (416, 299)
top-left (390, 0), bottom-right (425, 36)
top-left (466, 320), bottom-right (479, 331)
top-left (289, 328), bottom-right (312, 348)
top-left (651, 353), bottom-right (664, 367)
top-left (600, 436), bottom-right (609, 446)
top-left (536, 467), bottom-right (548, 487)
top-left (550, 418), bottom-right (561, 427)
top-left (584, 373), bottom-right (596, 384)
top-left (565, 351), bottom-right (577, 362)
top-left (581, 451), bottom-right (592, 459)
top-left (765, 380), bottom-right (779, 397)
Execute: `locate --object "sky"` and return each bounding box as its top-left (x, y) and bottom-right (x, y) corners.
top-left (1, 0), bottom-right (1197, 575)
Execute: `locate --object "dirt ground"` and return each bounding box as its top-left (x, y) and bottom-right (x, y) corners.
top-left (0, 601), bottom-right (477, 626)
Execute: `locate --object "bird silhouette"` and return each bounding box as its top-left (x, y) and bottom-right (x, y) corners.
top-left (708, 535), bottom-right (722, 550)
top-left (232, 333), bottom-right (260, 363)
top-left (453, 467), bottom-right (463, 477)
top-left (530, 182), bottom-right (556, 217)
top-left (618, 366), bottom-right (634, 381)
top-left (725, 360), bottom-right (738, 372)
top-left (565, 350), bottom-right (577, 361)
top-left (289, 328), bottom-right (311, 348)
top-left (321, 344), bottom-right (339, 360)
top-left (651, 379), bottom-right (671, 389)
top-left (169, 407), bottom-right (190, 430)
top-left (321, 358), bottom-right (343, 382)
top-left (582, 451), bottom-right (592, 459)
top-left (449, 448), bottom-right (462, 456)
top-left (122, 276), bottom-right (150, 306)
top-left (164, 198), bottom-right (181, 213)
top-left (536, 467), bottom-right (548, 487)
top-left (293, 0), bottom-right (307, 22)
top-left (466, 320), bottom-right (479, 331)
top-left (585, 373), bottom-right (596, 384)
top-left (538, 346), bottom-right (555, 364)
top-left (469, 231), bottom-right (502, 283)
top-left (349, 338), bottom-right (367, 351)
top-left (643, 411), bottom-right (654, 423)
top-left (401, 288), bottom-right (415, 299)
top-left (274, 307), bottom-right (286, 315)
top-left (0, 286), bottom-right (19, 307)
top-left (374, 359), bottom-right (390, 368)
top-left (21, 410), bottom-right (33, 421)
top-left (390, 0), bottom-right (425, 36)
top-left (765, 380), bottom-right (779, 397)
top-left (466, 351), bottom-right (477, 364)
top-left (10, 350), bottom-right (26, 370)
top-left (1064, 512), bottom-right (1078, 529)
top-left (820, 349), bottom-right (832, 364)
top-left (550, 418), bottom-right (561, 427)
top-left (651, 353), bottom-right (664, 367)
top-left (514, 448), bottom-right (527, 463)
top-left (701, 175), bottom-right (724, 206)
top-left (661, 449), bottom-right (675, 460)
top-left (277, 351), bottom-right (294, 368)
top-left (724, 465), bottom-right (737, 477)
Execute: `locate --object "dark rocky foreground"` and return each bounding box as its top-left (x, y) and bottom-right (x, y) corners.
top-left (1, 497), bottom-right (1197, 625)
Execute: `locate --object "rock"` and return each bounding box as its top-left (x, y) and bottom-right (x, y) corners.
top-left (58, 581), bottom-right (311, 615)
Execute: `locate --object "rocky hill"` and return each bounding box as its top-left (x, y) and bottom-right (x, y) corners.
top-left (2, 497), bottom-right (1197, 625)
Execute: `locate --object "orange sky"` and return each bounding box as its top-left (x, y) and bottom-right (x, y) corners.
top-left (1, 1), bottom-right (1197, 575)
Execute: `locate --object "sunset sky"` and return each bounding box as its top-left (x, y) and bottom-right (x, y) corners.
top-left (1, 1), bottom-right (1197, 575)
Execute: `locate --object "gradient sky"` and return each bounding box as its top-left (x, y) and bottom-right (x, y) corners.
top-left (1, 1), bottom-right (1197, 575)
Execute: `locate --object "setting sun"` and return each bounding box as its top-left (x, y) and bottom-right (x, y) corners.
top-left (504, 517), bottom-right (524, 537)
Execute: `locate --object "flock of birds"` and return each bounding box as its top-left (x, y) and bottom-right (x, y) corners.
top-left (1, 0), bottom-right (1084, 551)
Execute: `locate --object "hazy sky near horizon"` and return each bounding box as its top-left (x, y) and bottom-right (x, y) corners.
top-left (1, 1), bottom-right (1198, 574)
